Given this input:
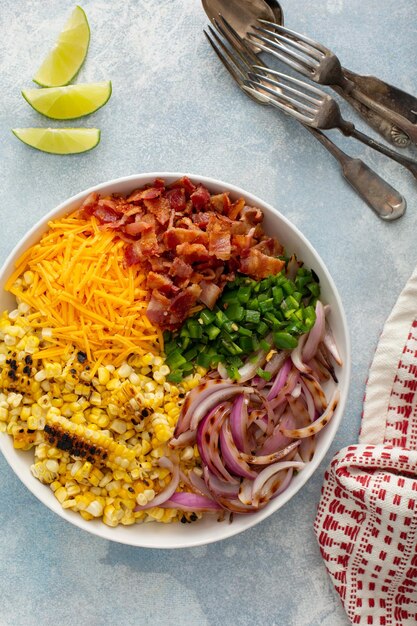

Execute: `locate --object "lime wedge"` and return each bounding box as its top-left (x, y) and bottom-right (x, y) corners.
top-left (22, 81), bottom-right (112, 120)
top-left (12, 128), bottom-right (100, 154)
top-left (33, 6), bottom-right (90, 87)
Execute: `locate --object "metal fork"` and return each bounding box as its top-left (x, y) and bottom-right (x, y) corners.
top-left (248, 20), bottom-right (417, 146)
top-left (204, 17), bottom-right (406, 221)
top-left (245, 67), bottom-right (417, 181)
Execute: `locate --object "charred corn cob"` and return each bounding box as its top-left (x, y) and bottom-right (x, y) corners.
top-left (0, 304), bottom-right (204, 527)
top-left (44, 414), bottom-right (136, 470)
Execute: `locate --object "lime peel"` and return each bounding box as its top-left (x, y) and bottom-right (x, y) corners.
top-left (12, 128), bottom-right (101, 155)
top-left (22, 81), bottom-right (112, 120)
top-left (33, 6), bottom-right (90, 87)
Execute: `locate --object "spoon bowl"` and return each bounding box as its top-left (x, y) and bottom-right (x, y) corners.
top-left (202, 0), bottom-right (283, 50)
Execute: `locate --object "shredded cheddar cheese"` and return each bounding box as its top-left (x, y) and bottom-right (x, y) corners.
top-left (6, 212), bottom-right (163, 365)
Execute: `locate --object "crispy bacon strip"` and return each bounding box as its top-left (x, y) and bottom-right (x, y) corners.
top-left (84, 178), bottom-right (287, 329)
top-left (239, 248), bottom-right (285, 279)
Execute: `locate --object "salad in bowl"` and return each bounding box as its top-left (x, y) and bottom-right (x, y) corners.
top-left (0, 173), bottom-right (349, 548)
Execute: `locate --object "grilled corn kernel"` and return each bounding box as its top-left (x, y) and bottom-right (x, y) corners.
top-left (80, 510), bottom-right (94, 521)
top-left (62, 499), bottom-right (77, 509)
top-left (90, 392), bottom-right (102, 407)
top-left (34, 370), bottom-right (46, 382)
top-left (141, 354), bottom-right (154, 366)
top-left (106, 379), bottom-right (121, 391)
top-left (98, 367), bottom-right (110, 385)
top-left (117, 363), bottom-right (133, 379)
top-left (110, 419), bottom-right (127, 435)
top-left (54, 487), bottom-right (68, 503)
top-left (85, 500), bottom-right (104, 517)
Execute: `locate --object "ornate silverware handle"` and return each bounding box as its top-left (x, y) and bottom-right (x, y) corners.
top-left (343, 69), bottom-right (417, 125)
top-left (333, 86), bottom-right (411, 149)
top-left (338, 71), bottom-right (417, 148)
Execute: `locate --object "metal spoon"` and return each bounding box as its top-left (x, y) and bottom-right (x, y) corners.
top-left (202, 0), bottom-right (283, 45)
top-left (202, 0), bottom-right (417, 148)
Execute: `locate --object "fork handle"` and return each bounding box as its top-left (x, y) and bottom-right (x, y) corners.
top-left (309, 128), bottom-right (406, 220)
top-left (339, 76), bottom-right (417, 146)
top-left (332, 85), bottom-right (411, 148)
top-left (341, 123), bottom-right (417, 181)
top-left (349, 86), bottom-right (417, 146)
top-left (340, 69), bottom-right (417, 148)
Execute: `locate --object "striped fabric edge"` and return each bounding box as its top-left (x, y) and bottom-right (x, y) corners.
top-left (360, 265), bottom-right (417, 445)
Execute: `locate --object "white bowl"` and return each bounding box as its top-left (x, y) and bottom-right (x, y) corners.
top-left (0, 173), bottom-right (350, 549)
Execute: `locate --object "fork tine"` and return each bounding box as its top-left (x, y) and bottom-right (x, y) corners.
top-left (248, 74), bottom-right (319, 115)
top-left (248, 31), bottom-right (318, 76)
top-left (252, 65), bottom-right (327, 99)
top-left (250, 71), bottom-right (322, 108)
top-left (251, 41), bottom-right (310, 77)
top-left (251, 25), bottom-right (323, 62)
top-left (258, 19), bottom-right (329, 54)
top-left (204, 26), bottom-right (247, 88)
top-left (244, 83), bottom-right (313, 124)
top-left (215, 15), bottom-right (261, 68)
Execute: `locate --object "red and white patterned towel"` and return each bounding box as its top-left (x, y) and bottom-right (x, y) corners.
top-left (314, 267), bottom-right (417, 625)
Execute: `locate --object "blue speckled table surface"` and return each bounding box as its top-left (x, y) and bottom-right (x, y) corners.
top-left (0, 1), bottom-right (416, 624)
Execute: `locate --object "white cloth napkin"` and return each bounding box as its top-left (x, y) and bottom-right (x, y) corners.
top-left (314, 266), bottom-right (417, 625)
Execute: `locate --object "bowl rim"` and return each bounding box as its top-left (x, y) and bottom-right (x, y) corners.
top-left (0, 172), bottom-right (351, 548)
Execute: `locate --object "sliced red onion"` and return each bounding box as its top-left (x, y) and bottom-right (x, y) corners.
top-left (300, 380), bottom-right (317, 421)
top-left (238, 479), bottom-right (254, 505)
top-left (302, 300), bottom-right (325, 363)
top-left (188, 469), bottom-right (213, 499)
top-left (217, 363), bottom-right (229, 380)
top-left (291, 382), bottom-right (302, 398)
top-left (268, 369), bottom-right (300, 410)
top-left (267, 359), bottom-right (292, 400)
top-left (189, 385), bottom-right (252, 431)
top-left (174, 380), bottom-right (244, 437)
top-left (161, 492), bottom-right (222, 511)
top-left (267, 358), bottom-right (292, 401)
top-left (238, 440), bottom-right (300, 465)
top-left (172, 403), bottom-right (221, 450)
top-left (237, 347), bottom-right (268, 382)
top-left (265, 351), bottom-right (288, 376)
top-left (251, 461), bottom-right (305, 507)
top-left (229, 394), bottom-right (251, 453)
top-left (215, 496), bottom-right (257, 514)
top-left (252, 415), bottom-right (268, 434)
top-left (306, 357), bottom-right (331, 382)
top-left (316, 345), bottom-right (338, 383)
top-left (255, 467), bottom-right (295, 506)
top-left (255, 392), bottom-right (277, 435)
top-left (258, 418), bottom-right (293, 455)
top-left (197, 404), bottom-right (239, 484)
top-left (204, 466), bottom-right (240, 499)
top-left (299, 435), bottom-right (316, 463)
top-left (196, 410), bottom-right (219, 471)
top-left (169, 430), bottom-right (196, 448)
top-left (288, 396), bottom-right (311, 428)
top-left (281, 389), bottom-right (340, 438)
top-left (300, 373), bottom-right (328, 413)
top-left (323, 307), bottom-right (343, 366)
top-left (220, 421), bottom-right (257, 479)
top-left (291, 334), bottom-right (312, 375)
top-left (256, 351), bottom-right (288, 390)
top-left (134, 456), bottom-right (179, 510)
